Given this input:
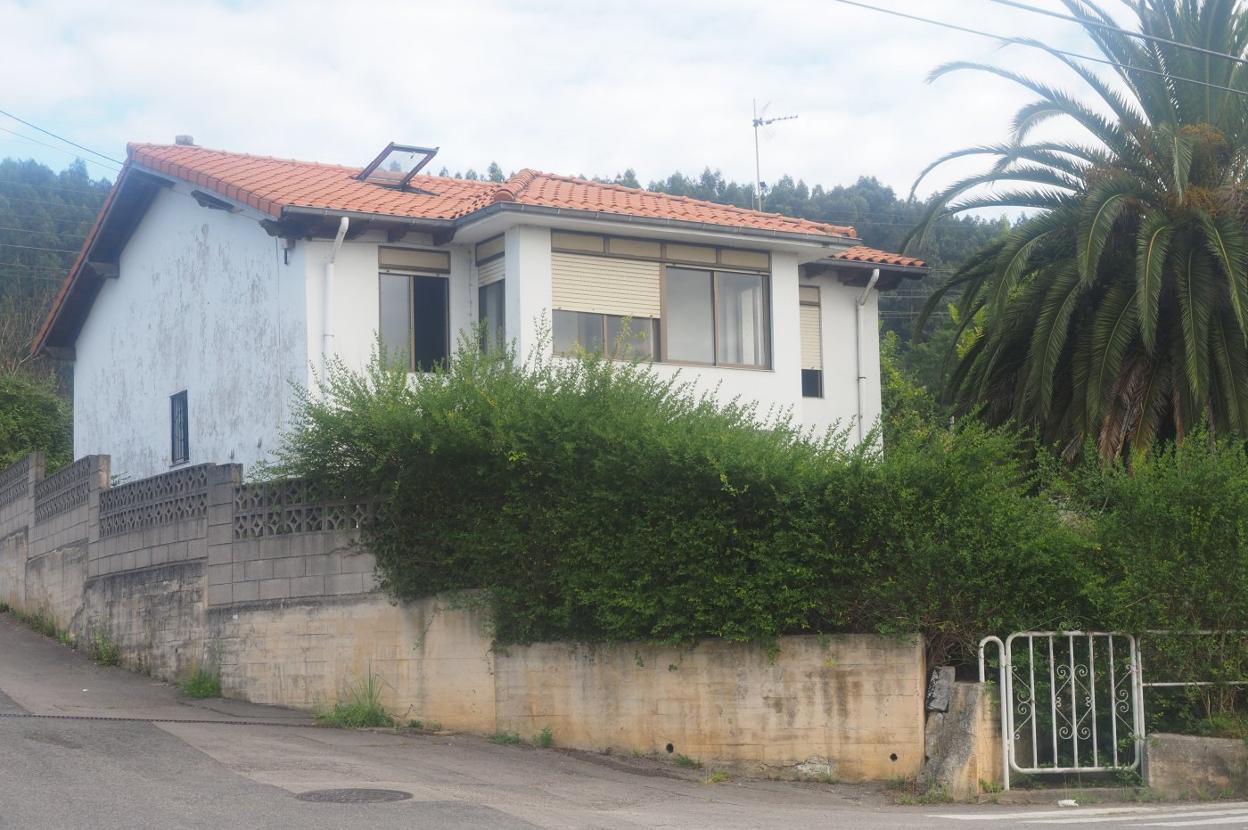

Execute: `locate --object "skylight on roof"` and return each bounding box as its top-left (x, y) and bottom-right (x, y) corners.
top-left (357, 142), bottom-right (439, 190)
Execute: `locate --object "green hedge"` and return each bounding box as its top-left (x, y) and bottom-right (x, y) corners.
top-left (271, 342), bottom-right (1098, 667)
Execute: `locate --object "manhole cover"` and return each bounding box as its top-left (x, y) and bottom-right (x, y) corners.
top-left (296, 788), bottom-right (412, 804)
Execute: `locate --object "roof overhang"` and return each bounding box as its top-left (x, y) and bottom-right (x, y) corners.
top-left (453, 202), bottom-right (855, 262)
top-left (34, 164), bottom-right (170, 356)
top-left (801, 257), bottom-right (929, 292)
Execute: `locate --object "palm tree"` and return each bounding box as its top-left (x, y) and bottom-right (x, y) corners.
top-left (913, 0), bottom-right (1248, 460)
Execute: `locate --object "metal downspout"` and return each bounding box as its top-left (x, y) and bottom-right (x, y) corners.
top-left (321, 217), bottom-right (349, 381)
top-left (855, 268), bottom-right (880, 443)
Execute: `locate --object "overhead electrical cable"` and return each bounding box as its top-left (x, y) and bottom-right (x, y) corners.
top-left (985, 0), bottom-right (1248, 67)
top-left (0, 108), bottom-right (123, 166)
top-left (830, 0), bottom-right (1248, 99)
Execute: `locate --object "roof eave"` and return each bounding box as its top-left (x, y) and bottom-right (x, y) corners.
top-left (458, 201), bottom-right (857, 247)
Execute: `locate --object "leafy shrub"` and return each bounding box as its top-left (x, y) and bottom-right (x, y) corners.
top-left (1073, 435), bottom-right (1248, 726)
top-left (0, 371), bottom-right (71, 470)
top-left (270, 340), bottom-right (1091, 667)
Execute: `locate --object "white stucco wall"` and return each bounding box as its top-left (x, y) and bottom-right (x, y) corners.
top-left (74, 199), bottom-right (886, 480)
top-left (313, 228), bottom-right (881, 445)
top-left (301, 234), bottom-right (473, 378)
top-left (73, 187), bottom-right (308, 479)
top-left (801, 277), bottom-right (882, 441)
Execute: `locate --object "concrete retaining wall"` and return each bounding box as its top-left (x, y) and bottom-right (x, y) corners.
top-left (0, 451), bottom-right (928, 778)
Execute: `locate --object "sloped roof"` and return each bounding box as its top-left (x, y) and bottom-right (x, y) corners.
top-left (833, 245), bottom-right (927, 269)
top-left (128, 143), bottom-right (858, 239)
top-left (36, 143), bottom-right (931, 354)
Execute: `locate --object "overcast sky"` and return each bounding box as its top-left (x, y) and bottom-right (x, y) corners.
top-left (0, 0), bottom-right (1117, 203)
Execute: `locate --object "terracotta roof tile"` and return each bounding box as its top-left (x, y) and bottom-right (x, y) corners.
top-left (833, 245), bottom-right (926, 269)
top-left (127, 143), bottom-right (857, 238)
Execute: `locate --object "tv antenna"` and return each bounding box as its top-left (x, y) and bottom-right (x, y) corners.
top-left (752, 99), bottom-right (798, 211)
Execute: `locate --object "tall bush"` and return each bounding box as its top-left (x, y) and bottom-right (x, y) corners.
top-left (271, 341), bottom-right (1091, 666)
top-left (1074, 436), bottom-right (1248, 723)
top-left (0, 371), bottom-right (71, 470)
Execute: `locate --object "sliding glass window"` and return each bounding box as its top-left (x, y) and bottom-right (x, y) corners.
top-left (664, 267), bottom-right (770, 368)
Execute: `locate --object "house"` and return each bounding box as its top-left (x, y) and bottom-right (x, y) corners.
top-left (33, 140), bottom-right (927, 479)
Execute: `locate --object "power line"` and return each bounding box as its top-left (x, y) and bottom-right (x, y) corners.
top-left (0, 126), bottom-right (121, 174)
top-left (985, 0), bottom-right (1248, 68)
top-left (0, 177), bottom-right (111, 195)
top-left (0, 241), bottom-right (79, 254)
top-left (0, 107), bottom-right (123, 166)
top-left (0, 226), bottom-right (91, 238)
top-left (831, 0), bottom-right (1248, 100)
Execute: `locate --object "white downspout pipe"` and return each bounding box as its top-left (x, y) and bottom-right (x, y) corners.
top-left (321, 216), bottom-right (349, 380)
top-left (855, 268), bottom-right (881, 443)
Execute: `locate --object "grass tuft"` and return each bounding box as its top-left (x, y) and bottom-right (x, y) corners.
top-left (86, 629), bottom-right (120, 666)
top-left (317, 671), bottom-right (395, 728)
top-left (673, 753), bottom-right (703, 769)
top-left (490, 731), bottom-right (523, 745)
top-left (180, 665), bottom-right (222, 699)
top-left (703, 770), bottom-right (731, 784)
top-left (533, 726), bottom-right (553, 748)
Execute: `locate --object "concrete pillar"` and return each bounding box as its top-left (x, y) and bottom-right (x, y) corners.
top-left (503, 224), bottom-right (553, 360)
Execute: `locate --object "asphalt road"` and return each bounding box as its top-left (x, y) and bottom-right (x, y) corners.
top-left (1, 613), bottom-right (1246, 829)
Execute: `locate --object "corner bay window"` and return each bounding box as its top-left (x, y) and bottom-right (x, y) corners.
top-left (664, 268), bottom-right (771, 368)
top-left (548, 233), bottom-right (773, 370)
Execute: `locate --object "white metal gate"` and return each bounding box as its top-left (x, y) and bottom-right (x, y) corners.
top-left (979, 632), bottom-right (1144, 790)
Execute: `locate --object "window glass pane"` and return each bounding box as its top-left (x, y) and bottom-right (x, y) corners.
top-left (379, 274), bottom-right (411, 369)
top-left (715, 272), bottom-right (770, 367)
top-left (606, 316), bottom-right (656, 360)
top-left (479, 280), bottom-right (505, 352)
top-left (171, 391), bottom-right (188, 464)
top-left (553, 310), bottom-right (604, 355)
top-left (664, 268), bottom-right (714, 363)
top-left (802, 369), bottom-right (823, 399)
top-left (411, 275), bottom-right (449, 372)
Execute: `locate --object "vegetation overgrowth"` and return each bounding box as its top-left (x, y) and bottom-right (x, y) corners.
top-left (912, 0), bottom-right (1248, 459)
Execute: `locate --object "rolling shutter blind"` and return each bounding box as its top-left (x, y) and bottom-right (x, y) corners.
top-left (800, 301), bottom-right (822, 370)
top-left (478, 257), bottom-right (504, 285)
top-left (551, 252), bottom-right (661, 318)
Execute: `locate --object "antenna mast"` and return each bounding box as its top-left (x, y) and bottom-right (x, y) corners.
top-left (752, 99), bottom-right (799, 212)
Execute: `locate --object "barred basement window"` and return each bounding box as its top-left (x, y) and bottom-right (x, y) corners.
top-left (170, 391), bottom-right (189, 466)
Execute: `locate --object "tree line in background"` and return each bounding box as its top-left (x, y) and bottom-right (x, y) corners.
top-left (0, 158), bottom-right (107, 468)
top-left (0, 153), bottom-right (999, 468)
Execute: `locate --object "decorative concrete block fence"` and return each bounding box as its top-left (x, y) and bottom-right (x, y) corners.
top-left (0, 451), bottom-right (929, 780)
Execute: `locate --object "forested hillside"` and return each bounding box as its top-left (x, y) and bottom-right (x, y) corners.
top-left (0, 156), bottom-right (999, 407)
top-left (0, 158), bottom-right (110, 374)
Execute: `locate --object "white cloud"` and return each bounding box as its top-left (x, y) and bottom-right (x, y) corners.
top-left (0, 0), bottom-right (1121, 205)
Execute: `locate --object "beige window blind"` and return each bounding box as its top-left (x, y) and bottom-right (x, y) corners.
top-left (551, 252), bottom-right (661, 318)
top-left (799, 287), bottom-right (822, 370)
top-left (478, 257), bottom-right (504, 286)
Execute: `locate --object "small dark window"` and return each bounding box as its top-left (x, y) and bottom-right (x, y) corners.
top-left (170, 391), bottom-right (189, 465)
top-left (801, 369), bottom-right (824, 399)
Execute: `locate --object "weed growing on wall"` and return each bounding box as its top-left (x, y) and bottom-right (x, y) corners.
top-left (180, 665), bottom-right (222, 699)
top-left (317, 670), bottom-right (394, 729)
top-left (269, 338), bottom-right (1094, 667)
